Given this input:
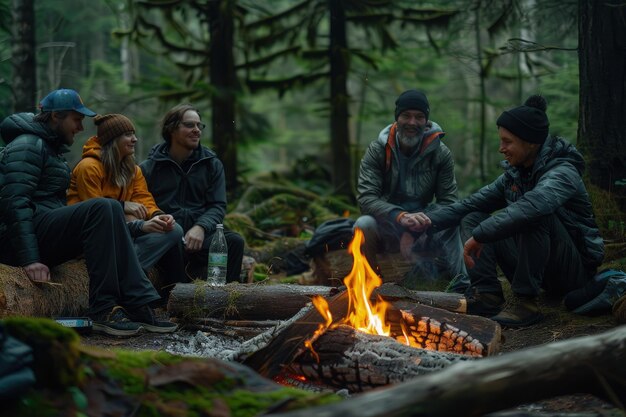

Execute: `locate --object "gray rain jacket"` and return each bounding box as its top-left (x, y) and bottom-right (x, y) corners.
top-left (357, 121), bottom-right (458, 222)
top-left (428, 135), bottom-right (604, 272)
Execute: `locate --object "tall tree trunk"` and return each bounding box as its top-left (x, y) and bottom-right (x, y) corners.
top-left (577, 0), bottom-right (626, 210)
top-left (329, 0), bottom-right (354, 201)
top-left (473, 0), bottom-right (487, 184)
top-left (209, 0), bottom-right (238, 191)
top-left (11, 0), bottom-right (36, 113)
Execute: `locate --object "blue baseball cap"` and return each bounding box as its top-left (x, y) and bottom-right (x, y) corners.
top-left (39, 89), bottom-right (96, 117)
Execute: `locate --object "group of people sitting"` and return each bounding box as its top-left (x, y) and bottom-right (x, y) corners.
top-left (0, 89), bottom-right (243, 336)
top-left (354, 89), bottom-right (604, 328)
top-left (0, 87), bottom-right (606, 336)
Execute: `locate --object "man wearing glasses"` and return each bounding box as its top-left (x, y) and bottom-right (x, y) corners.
top-left (140, 104), bottom-right (244, 283)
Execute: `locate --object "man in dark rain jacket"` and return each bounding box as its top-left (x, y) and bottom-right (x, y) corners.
top-left (355, 89), bottom-right (469, 292)
top-left (140, 104), bottom-right (244, 283)
top-left (0, 89), bottom-right (176, 336)
top-left (415, 95), bottom-right (604, 327)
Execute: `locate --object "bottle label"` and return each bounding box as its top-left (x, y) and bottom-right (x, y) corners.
top-left (208, 253), bottom-right (228, 267)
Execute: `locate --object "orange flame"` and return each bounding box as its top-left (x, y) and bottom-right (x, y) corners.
top-left (342, 228), bottom-right (390, 336)
top-left (307, 228), bottom-right (392, 357)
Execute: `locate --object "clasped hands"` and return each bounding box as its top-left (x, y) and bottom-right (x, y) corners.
top-left (398, 211), bottom-right (484, 269)
top-left (398, 211), bottom-right (432, 232)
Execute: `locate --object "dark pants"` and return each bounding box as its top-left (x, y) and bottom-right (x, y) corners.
top-left (462, 212), bottom-right (592, 298)
top-left (354, 214), bottom-right (469, 288)
top-left (186, 228), bottom-right (245, 283)
top-left (3, 198), bottom-right (161, 316)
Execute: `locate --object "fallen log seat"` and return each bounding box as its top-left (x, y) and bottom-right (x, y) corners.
top-left (0, 260), bottom-right (89, 317)
top-left (0, 258), bottom-right (256, 318)
top-left (167, 282), bottom-right (470, 323)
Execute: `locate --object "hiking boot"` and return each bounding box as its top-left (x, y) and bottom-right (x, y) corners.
top-left (126, 304), bottom-right (178, 333)
top-left (91, 306), bottom-right (142, 337)
top-left (466, 291), bottom-right (505, 317)
top-left (490, 295), bottom-right (543, 328)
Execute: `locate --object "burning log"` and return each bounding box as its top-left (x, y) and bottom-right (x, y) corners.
top-left (280, 324), bottom-right (472, 392)
top-left (265, 325), bottom-right (626, 417)
top-left (242, 292), bottom-right (500, 384)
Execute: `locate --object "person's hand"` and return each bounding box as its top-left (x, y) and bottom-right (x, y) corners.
top-left (23, 262), bottom-right (51, 283)
top-left (142, 215), bottom-right (176, 233)
top-left (184, 225), bottom-right (205, 252)
top-left (156, 214), bottom-right (176, 232)
top-left (463, 237), bottom-right (484, 269)
top-left (399, 212), bottom-right (431, 233)
top-left (124, 201), bottom-right (148, 220)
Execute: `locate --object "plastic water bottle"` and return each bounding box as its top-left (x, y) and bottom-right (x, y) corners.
top-left (207, 224), bottom-right (228, 285)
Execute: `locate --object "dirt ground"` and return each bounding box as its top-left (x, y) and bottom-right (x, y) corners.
top-left (80, 287), bottom-right (626, 417)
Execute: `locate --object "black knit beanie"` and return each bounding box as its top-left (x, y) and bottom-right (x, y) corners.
top-left (496, 95), bottom-right (550, 144)
top-left (394, 90), bottom-right (430, 120)
top-left (94, 114), bottom-right (135, 146)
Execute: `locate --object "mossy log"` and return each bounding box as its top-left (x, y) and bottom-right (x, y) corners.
top-left (2, 317), bottom-right (341, 417)
top-left (167, 282), bottom-right (339, 321)
top-left (167, 282), bottom-right (469, 323)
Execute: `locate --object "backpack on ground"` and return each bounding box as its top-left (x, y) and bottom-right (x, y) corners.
top-left (304, 218), bottom-right (355, 257)
top-left (564, 269), bottom-right (626, 314)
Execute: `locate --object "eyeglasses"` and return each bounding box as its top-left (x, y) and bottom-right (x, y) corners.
top-left (180, 121), bottom-right (206, 130)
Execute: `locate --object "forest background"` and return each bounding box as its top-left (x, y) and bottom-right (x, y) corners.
top-left (1, 0), bottom-right (625, 247)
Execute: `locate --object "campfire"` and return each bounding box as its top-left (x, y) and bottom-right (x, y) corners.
top-left (305, 228), bottom-right (485, 358)
top-left (168, 228), bottom-right (502, 393)
top-left (248, 228), bottom-right (495, 392)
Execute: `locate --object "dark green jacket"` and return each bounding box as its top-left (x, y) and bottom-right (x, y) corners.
top-left (428, 135), bottom-right (604, 272)
top-left (0, 113), bottom-right (72, 265)
top-left (357, 121), bottom-right (458, 222)
top-left (139, 142), bottom-right (226, 235)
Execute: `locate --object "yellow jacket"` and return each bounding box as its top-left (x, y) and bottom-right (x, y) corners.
top-left (67, 136), bottom-right (162, 219)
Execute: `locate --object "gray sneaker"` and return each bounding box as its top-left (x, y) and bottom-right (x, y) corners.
top-left (126, 304), bottom-right (178, 333)
top-left (91, 306), bottom-right (142, 337)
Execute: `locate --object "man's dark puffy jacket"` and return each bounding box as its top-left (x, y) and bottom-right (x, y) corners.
top-left (428, 135), bottom-right (604, 272)
top-left (0, 113), bottom-right (72, 265)
top-left (139, 142), bottom-right (226, 235)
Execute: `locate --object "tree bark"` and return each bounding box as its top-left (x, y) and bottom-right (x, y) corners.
top-left (208, 0), bottom-right (239, 191)
top-left (329, 0), bottom-right (354, 201)
top-left (267, 325), bottom-right (626, 417)
top-left (11, 0), bottom-right (36, 113)
top-left (577, 0), bottom-right (626, 210)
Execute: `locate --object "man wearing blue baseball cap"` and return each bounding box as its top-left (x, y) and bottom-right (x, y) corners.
top-left (0, 88), bottom-right (177, 336)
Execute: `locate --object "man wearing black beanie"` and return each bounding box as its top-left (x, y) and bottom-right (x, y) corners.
top-left (355, 89), bottom-right (469, 293)
top-left (415, 95), bottom-right (604, 328)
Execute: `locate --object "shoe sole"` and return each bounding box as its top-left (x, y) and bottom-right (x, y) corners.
top-left (93, 323), bottom-right (143, 337)
top-left (141, 323), bottom-right (178, 333)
